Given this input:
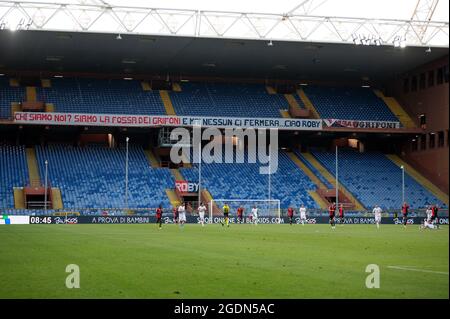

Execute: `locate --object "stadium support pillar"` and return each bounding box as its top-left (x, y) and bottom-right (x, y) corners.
top-left (386, 154), bottom-right (449, 205)
top-left (297, 88), bottom-right (321, 119)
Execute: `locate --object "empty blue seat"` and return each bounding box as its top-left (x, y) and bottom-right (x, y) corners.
top-left (35, 144), bottom-right (172, 209)
top-left (303, 86), bottom-right (400, 123)
top-left (0, 145), bottom-right (28, 208)
top-left (180, 150), bottom-right (319, 210)
top-left (311, 148), bottom-right (444, 209)
top-left (170, 82), bottom-right (289, 118)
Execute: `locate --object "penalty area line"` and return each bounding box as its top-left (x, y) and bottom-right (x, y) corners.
top-left (387, 266), bottom-right (449, 275)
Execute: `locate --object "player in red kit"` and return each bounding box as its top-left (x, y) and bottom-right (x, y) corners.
top-left (287, 207), bottom-right (294, 225)
top-left (338, 203), bottom-right (344, 225)
top-left (237, 206), bottom-right (244, 224)
top-left (401, 202), bottom-right (409, 228)
top-left (172, 206), bottom-right (178, 224)
top-left (156, 204), bottom-right (163, 229)
top-left (431, 204), bottom-right (439, 227)
top-left (329, 202), bottom-right (336, 229)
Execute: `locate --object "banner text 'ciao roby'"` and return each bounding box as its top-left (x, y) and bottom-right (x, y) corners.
top-left (13, 112), bottom-right (322, 130)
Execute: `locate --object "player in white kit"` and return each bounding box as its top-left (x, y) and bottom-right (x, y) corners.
top-left (178, 202), bottom-right (186, 228)
top-left (426, 205), bottom-right (433, 222)
top-left (299, 204), bottom-right (307, 225)
top-left (373, 205), bottom-right (382, 229)
top-left (251, 206), bottom-right (259, 225)
top-left (198, 202), bottom-right (207, 227)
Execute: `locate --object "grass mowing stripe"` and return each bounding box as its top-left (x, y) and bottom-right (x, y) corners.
top-left (387, 266), bottom-right (449, 275)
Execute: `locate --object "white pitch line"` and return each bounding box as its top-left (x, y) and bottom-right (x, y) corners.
top-left (387, 266), bottom-right (449, 275)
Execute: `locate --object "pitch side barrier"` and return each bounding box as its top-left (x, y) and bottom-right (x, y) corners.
top-left (10, 215), bottom-right (449, 225)
top-left (1, 208), bottom-right (447, 217)
top-left (1, 209), bottom-right (448, 225)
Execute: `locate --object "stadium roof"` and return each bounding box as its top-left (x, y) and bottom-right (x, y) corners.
top-left (0, 0), bottom-right (448, 47)
top-left (0, 1), bottom-right (448, 82)
top-left (0, 29), bottom-right (447, 83)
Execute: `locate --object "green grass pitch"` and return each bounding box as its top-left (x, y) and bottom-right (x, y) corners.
top-left (0, 224), bottom-right (448, 299)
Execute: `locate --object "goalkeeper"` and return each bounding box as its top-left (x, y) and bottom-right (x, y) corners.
top-left (221, 203), bottom-right (230, 227)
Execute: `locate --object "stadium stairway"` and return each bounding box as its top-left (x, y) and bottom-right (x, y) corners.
top-left (266, 86), bottom-right (277, 94)
top-left (51, 188), bottom-right (64, 209)
top-left (279, 110), bottom-right (291, 118)
top-left (41, 79), bottom-right (51, 88)
top-left (26, 148), bottom-right (41, 184)
top-left (26, 87), bottom-right (37, 102)
top-left (302, 152), bottom-right (366, 210)
top-left (45, 103), bottom-right (55, 112)
top-left (159, 90), bottom-right (177, 115)
top-left (284, 94), bottom-right (304, 118)
top-left (386, 154), bottom-right (449, 206)
top-left (165, 189), bottom-right (181, 208)
top-left (172, 83), bottom-right (182, 92)
top-left (286, 152), bottom-right (329, 209)
top-left (11, 102), bottom-right (21, 117)
top-left (141, 81), bottom-right (152, 91)
top-left (373, 90), bottom-right (416, 128)
top-left (144, 149), bottom-right (160, 168)
top-left (13, 188), bottom-right (26, 209)
top-left (170, 168), bottom-right (184, 181)
top-left (143, 150), bottom-right (181, 207)
top-left (9, 78), bottom-right (19, 87)
top-left (297, 88), bottom-right (321, 119)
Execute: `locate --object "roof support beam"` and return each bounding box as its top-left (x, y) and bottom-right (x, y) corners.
top-left (0, 1), bottom-right (447, 47)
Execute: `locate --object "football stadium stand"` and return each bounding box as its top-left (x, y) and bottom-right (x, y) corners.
top-left (34, 144), bottom-right (173, 209)
top-left (0, 78), bottom-right (25, 119)
top-left (0, 77), bottom-right (410, 124)
top-left (180, 150), bottom-right (319, 209)
top-left (302, 86), bottom-right (400, 122)
top-left (310, 148), bottom-right (444, 209)
top-left (0, 145), bottom-right (29, 208)
top-left (293, 150), bottom-right (333, 189)
top-left (169, 82), bottom-right (290, 118)
top-left (0, 143), bottom-right (446, 213)
top-left (37, 78), bottom-right (167, 115)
